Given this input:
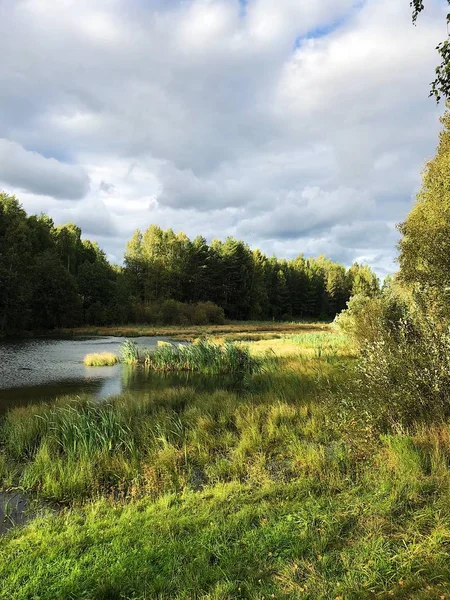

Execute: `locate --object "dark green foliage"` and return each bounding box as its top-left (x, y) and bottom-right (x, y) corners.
top-left (124, 226), bottom-right (379, 323)
top-left (0, 195), bottom-right (83, 332)
top-left (0, 192), bottom-right (380, 333)
top-left (0, 192), bottom-right (130, 333)
top-left (130, 300), bottom-right (225, 326)
top-left (31, 251), bottom-right (81, 328)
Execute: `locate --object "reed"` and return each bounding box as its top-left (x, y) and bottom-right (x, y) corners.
top-left (125, 339), bottom-right (263, 376)
top-left (120, 339), bottom-right (140, 365)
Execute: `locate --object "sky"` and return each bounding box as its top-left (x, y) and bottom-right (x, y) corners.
top-left (0, 0), bottom-right (446, 276)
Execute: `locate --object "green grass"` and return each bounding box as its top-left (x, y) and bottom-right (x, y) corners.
top-left (1, 331), bottom-right (450, 598)
top-left (2, 428), bottom-right (450, 598)
top-left (83, 352), bottom-right (119, 366)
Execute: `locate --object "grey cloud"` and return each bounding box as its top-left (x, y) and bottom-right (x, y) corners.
top-left (237, 187), bottom-right (374, 240)
top-left (0, 0), bottom-right (446, 276)
top-left (332, 221), bottom-right (398, 249)
top-left (51, 199), bottom-right (118, 238)
top-left (99, 181), bottom-right (115, 194)
top-left (0, 139), bottom-right (90, 200)
top-left (156, 164), bottom-right (258, 209)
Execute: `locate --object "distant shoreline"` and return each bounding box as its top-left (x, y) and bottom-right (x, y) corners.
top-left (0, 320), bottom-right (332, 342)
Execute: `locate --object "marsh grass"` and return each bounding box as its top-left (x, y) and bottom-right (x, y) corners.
top-left (121, 338), bottom-right (263, 376)
top-left (83, 352), bottom-right (119, 366)
top-left (248, 331), bottom-right (354, 360)
top-left (59, 320), bottom-right (331, 341)
top-left (2, 420), bottom-right (450, 598)
top-left (2, 330), bottom-right (450, 598)
top-left (120, 339), bottom-right (140, 365)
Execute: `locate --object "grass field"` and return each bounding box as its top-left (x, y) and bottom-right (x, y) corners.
top-left (1, 328), bottom-right (450, 599)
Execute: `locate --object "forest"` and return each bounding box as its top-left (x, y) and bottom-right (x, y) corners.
top-left (0, 192), bottom-right (379, 333)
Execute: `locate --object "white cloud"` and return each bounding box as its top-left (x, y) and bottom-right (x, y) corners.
top-left (0, 0), bottom-right (446, 274)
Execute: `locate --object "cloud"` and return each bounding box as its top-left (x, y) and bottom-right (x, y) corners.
top-left (0, 0), bottom-right (446, 275)
top-left (237, 187), bottom-right (375, 239)
top-left (0, 139), bottom-right (90, 200)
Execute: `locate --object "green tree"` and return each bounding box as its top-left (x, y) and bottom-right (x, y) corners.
top-left (0, 193), bottom-right (32, 332)
top-left (348, 263), bottom-right (380, 298)
top-left (183, 236), bottom-right (210, 303)
top-left (54, 223), bottom-right (83, 275)
top-left (124, 229), bottom-right (145, 302)
top-left (31, 251), bottom-right (81, 329)
top-left (218, 238), bottom-right (254, 320)
top-left (398, 110), bottom-right (450, 316)
top-left (275, 268), bottom-right (292, 319)
top-left (411, 0), bottom-right (450, 101)
top-left (250, 249), bottom-right (270, 319)
top-left (77, 241), bottom-right (117, 325)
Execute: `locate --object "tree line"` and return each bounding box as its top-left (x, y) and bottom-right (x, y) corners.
top-left (0, 191), bottom-right (379, 333)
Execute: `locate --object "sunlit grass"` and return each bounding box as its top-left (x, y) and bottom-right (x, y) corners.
top-left (83, 352), bottom-right (119, 366)
top-left (2, 329), bottom-right (450, 598)
top-left (58, 321), bottom-right (331, 341)
top-left (247, 331), bottom-right (355, 361)
top-left (2, 417), bottom-right (450, 598)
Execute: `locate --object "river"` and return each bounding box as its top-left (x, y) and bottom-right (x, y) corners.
top-left (0, 336), bottom-right (186, 413)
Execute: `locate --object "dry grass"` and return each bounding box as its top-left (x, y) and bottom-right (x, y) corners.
top-left (59, 321), bottom-right (331, 341)
top-left (83, 352), bottom-right (119, 367)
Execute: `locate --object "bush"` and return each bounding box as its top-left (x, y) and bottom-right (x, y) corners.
top-left (342, 305), bottom-right (450, 428)
top-left (334, 282), bottom-right (411, 348)
top-left (197, 302), bottom-right (225, 325)
top-left (334, 294), bottom-right (384, 347)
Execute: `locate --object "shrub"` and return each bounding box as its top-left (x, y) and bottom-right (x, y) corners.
top-left (343, 308), bottom-right (450, 428)
top-left (335, 282), bottom-right (412, 348)
top-left (334, 294), bottom-right (383, 347)
top-left (200, 302), bottom-right (225, 325)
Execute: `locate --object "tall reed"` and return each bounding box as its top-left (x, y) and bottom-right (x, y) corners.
top-left (120, 339), bottom-right (140, 365)
top-left (120, 339), bottom-right (262, 376)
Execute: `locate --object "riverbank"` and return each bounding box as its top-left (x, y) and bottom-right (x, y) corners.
top-left (1, 332), bottom-right (450, 598)
top-left (56, 320), bottom-right (332, 342)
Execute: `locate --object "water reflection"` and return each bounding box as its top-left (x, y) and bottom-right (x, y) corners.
top-left (0, 336), bottom-right (188, 413)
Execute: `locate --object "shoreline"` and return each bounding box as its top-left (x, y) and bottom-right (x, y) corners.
top-left (0, 320), bottom-right (332, 342)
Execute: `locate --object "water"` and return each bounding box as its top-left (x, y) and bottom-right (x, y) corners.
top-left (0, 336), bottom-right (186, 413)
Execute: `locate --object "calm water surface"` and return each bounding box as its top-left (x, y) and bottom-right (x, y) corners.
top-left (0, 336), bottom-right (186, 413)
